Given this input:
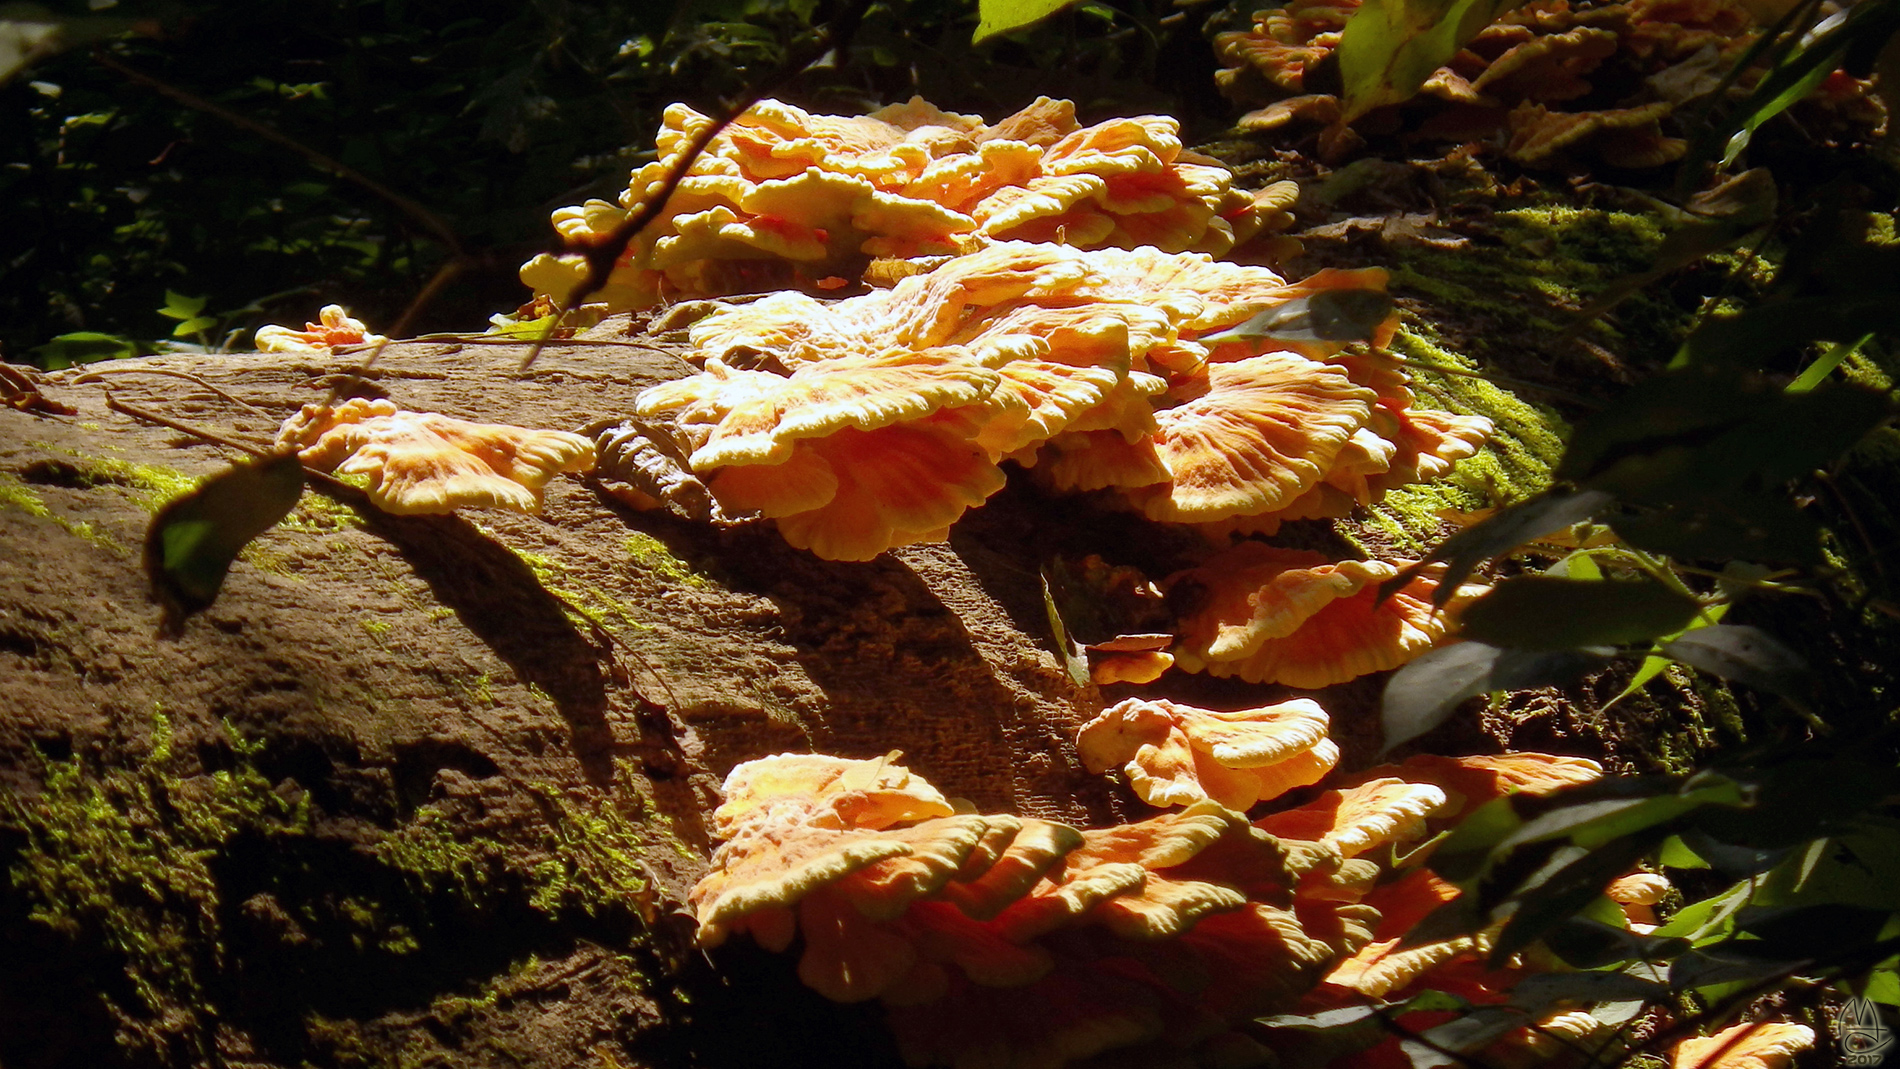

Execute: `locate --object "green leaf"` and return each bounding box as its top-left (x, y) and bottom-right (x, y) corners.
top-left (1787, 333), bottom-right (1872, 393)
top-left (973, 0), bottom-right (1080, 42)
top-left (1039, 566), bottom-right (1090, 688)
top-left (1491, 838), bottom-right (1654, 963)
top-left (1659, 625), bottom-right (1808, 706)
top-left (1335, 0), bottom-right (1522, 121)
top-left (1558, 370), bottom-right (1895, 505)
top-left (1608, 602), bottom-right (1729, 709)
top-left (1680, 298), bottom-right (1900, 369)
top-left (1199, 290), bottom-right (1394, 344)
top-left (144, 453), bottom-right (306, 623)
top-left (1256, 990), bottom-right (1470, 1032)
top-left (1423, 795), bottom-right (1524, 885)
top-left (1459, 576), bottom-right (1701, 650)
top-left (1507, 967), bottom-right (1671, 1010)
top-left (1382, 642), bottom-right (1611, 752)
top-left (171, 315), bottom-right (218, 338)
top-left (158, 290), bottom-right (208, 321)
top-left (1379, 490), bottom-right (1615, 608)
top-left (1652, 878), bottom-right (1752, 942)
top-left (1609, 495), bottom-right (1825, 565)
top-left (27, 330), bottom-right (142, 369)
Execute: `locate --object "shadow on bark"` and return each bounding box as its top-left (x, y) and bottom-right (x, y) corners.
top-left (360, 508), bottom-right (616, 786)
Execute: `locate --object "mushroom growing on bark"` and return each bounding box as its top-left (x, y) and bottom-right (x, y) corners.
top-left (521, 96), bottom-right (1272, 312)
top-left (610, 241), bottom-right (1487, 562)
top-left (1077, 697), bottom-right (1340, 811)
top-left (255, 305), bottom-right (385, 353)
top-left (690, 753), bottom-right (1382, 1068)
top-left (275, 398), bottom-right (596, 515)
top-left (1165, 542), bottom-right (1483, 688)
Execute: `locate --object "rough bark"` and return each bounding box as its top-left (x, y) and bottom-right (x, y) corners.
top-left (0, 323), bottom-right (1204, 1069)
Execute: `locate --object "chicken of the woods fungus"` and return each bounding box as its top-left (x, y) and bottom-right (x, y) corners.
top-left (516, 96), bottom-right (1272, 314)
top-left (693, 748), bottom-right (1610, 1068)
top-left (275, 398), bottom-right (596, 515)
top-left (1164, 542), bottom-right (1487, 689)
top-left (1076, 697), bottom-right (1340, 811)
top-left (605, 240), bottom-right (1491, 563)
top-left (1212, 0), bottom-right (1881, 167)
top-left (689, 752), bottom-right (1400, 1069)
top-left (1671, 1022), bottom-right (1816, 1069)
top-left (254, 305), bottom-right (385, 353)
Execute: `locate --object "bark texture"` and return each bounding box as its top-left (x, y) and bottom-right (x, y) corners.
top-left (0, 324), bottom-right (1200, 1069)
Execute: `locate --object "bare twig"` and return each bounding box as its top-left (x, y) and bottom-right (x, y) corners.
top-left (93, 51), bottom-right (464, 255)
top-left (520, 0), bottom-right (878, 370)
top-left (73, 366), bottom-right (277, 417)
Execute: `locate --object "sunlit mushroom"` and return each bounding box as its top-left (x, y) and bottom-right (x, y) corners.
top-left (1166, 542), bottom-right (1481, 688)
top-left (1077, 697), bottom-right (1340, 811)
top-left (1671, 1022), bottom-right (1816, 1069)
top-left (255, 305), bottom-right (385, 353)
top-left (275, 398), bottom-right (595, 515)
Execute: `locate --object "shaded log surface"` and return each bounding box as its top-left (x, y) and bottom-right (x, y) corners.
top-left (4, 321), bottom-right (1335, 1068)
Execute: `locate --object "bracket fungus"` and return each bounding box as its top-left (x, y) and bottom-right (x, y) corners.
top-left (1077, 697), bottom-right (1340, 811)
top-left (691, 753), bottom-right (1384, 1068)
top-left (1165, 542), bottom-right (1485, 688)
top-left (1671, 1023), bottom-right (1815, 1069)
top-left (275, 398), bottom-right (596, 515)
top-left (1212, 0), bottom-right (1877, 167)
top-left (608, 240), bottom-right (1489, 561)
top-left (254, 305), bottom-right (385, 353)
top-left (521, 96), bottom-right (1272, 313)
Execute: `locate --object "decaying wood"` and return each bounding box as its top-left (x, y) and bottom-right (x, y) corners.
top-left (0, 321), bottom-right (1179, 1068)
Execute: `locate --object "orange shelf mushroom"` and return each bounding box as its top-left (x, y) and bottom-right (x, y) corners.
top-left (1672, 1022), bottom-right (1816, 1069)
top-left (691, 752), bottom-right (1380, 1068)
top-left (613, 240), bottom-right (1489, 561)
top-left (1212, 0), bottom-right (1879, 167)
top-left (520, 96), bottom-right (1272, 313)
top-left (275, 398), bottom-right (596, 515)
top-left (1077, 697), bottom-right (1340, 811)
top-left (1165, 541), bottom-right (1485, 688)
top-left (254, 305), bottom-right (385, 353)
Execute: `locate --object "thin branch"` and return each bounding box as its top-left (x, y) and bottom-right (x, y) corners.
top-left (520, 0), bottom-right (878, 370)
top-left (72, 367), bottom-right (276, 417)
top-left (93, 51), bottom-right (464, 255)
top-left (103, 393), bottom-right (274, 457)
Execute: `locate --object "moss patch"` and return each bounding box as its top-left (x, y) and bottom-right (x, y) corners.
top-left (623, 532), bottom-right (710, 590)
top-left (505, 542), bottom-right (648, 638)
top-left (4, 714), bottom-right (308, 1062)
top-left (375, 764), bottom-right (663, 923)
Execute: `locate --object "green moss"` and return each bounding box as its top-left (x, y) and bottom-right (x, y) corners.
top-left (376, 762), bottom-right (666, 924)
top-left (280, 489), bottom-right (366, 532)
top-left (525, 776), bottom-right (660, 921)
top-left (1387, 203), bottom-right (1693, 367)
top-left (373, 803), bottom-right (513, 906)
top-left (25, 444), bottom-right (199, 510)
top-left (0, 470), bottom-right (124, 551)
top-left (0, 471), bottom-right (51, 517)
top-left (503, 540), bottom-right (647, 637)
top-left (1361, 324), bottom-right (1572, 553)
top-left (4, 714), bottom-right (309, 1062)
top-left (623, 531), bottom-right (709, 589)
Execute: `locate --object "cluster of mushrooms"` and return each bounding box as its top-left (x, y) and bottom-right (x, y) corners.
top-left (689, 744), bottom-right (1617, 1068)
top-left (242, 95), bottom-right (1822, 1068)
top-left (515, 96), bottom-right (1289, 313)
top-left (1216, 0), bottom-right (1884, 165)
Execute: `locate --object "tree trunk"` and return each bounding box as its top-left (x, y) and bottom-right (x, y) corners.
top-left (0, 326), bottom-right (1138, 1069)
